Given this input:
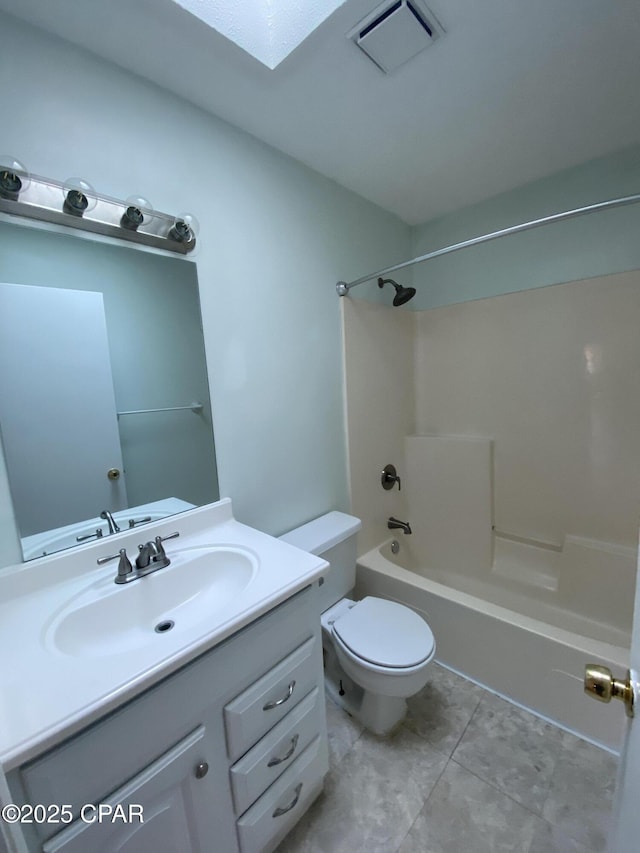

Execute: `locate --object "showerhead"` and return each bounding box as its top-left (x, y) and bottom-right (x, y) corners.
top-left (377, 277), bottom-right (416, 307)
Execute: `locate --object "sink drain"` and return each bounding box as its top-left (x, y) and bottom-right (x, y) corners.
top-left (155, 619), bottom-right (175, 634)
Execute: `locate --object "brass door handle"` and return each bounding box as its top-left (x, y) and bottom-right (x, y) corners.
top-left (584, 664), bottom-right (634, 718)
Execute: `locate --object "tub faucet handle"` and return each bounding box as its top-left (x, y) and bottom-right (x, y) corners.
top-left (381, 464), bottom-right (401, 491)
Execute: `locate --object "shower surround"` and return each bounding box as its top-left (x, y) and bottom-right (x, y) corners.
top-left (342, 270), bottom-right (640, 750)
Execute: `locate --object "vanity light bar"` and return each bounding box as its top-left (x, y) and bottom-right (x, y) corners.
top-left (0, 161), bottom-right (199, 255)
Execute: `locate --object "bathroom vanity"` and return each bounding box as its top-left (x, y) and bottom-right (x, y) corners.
top-left (0, 500), bottom-right (329, 853)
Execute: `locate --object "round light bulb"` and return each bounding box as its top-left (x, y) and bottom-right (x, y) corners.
top-left (121, 195), bottom-right (153, 231)
top-left (169, 212), bottom-right (199, 249)
top-left (0, 156), bottom-right (31, 200)
top-left (63, 177), bottom-right (97, 217)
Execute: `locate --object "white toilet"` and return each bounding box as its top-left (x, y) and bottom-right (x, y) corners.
top-left (280, 511), bottom-right (435, 735)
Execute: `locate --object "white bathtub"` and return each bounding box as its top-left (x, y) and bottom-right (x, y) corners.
top-left (355, 537), bottom-right (632, 752)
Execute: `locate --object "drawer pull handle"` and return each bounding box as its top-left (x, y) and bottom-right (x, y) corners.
top-left (263, 680), bottom-right (296, 711)
top-left (267, 734), bottom-right (300, 767)
top-left (272, 783), bottom-right (303, 818)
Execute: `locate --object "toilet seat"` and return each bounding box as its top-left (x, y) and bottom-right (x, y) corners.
top-left (332, 596), bottom-right (434, 669)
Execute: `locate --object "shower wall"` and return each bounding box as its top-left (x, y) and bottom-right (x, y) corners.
top-left (343, 270), bottom-right (640, 609)
top-left (414, 270), bottom-right (640, 552)
top-left (341, 298), bottom-right (414, 555)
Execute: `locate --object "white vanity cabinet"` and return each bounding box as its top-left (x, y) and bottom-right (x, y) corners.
top-left (6, 584), bottom-right (328, 853)
top-left (36, 726), bottom-right (217, 853)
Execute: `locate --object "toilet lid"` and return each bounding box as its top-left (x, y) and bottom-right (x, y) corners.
top-left (332, 597), bottom-right (434, 668)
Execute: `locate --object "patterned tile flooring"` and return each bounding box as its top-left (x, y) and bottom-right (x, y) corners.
top-left (276, 664), bottom-right (618, 853)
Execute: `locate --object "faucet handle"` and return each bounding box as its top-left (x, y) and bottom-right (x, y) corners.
top-left (381, 464), bottom-right (401, 491)
top-left (77, 527), bottom-right (104, 543)
top-left (97, 547), bottom-right (127, 566)
top-left (153, 532), bottom-right (180, 563)
top-left (128, 516), bottom-right (152, 529)
top-left (157, 531), bottom-right (180, 543)
top-left (97, 548), bottom-right (133, 583)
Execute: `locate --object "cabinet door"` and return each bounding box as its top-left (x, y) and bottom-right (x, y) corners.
top-left (43, 726), bottom-right (229, 853)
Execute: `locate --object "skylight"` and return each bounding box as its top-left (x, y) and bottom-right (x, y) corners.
top-left (172, 0), bottom-right (347, 69)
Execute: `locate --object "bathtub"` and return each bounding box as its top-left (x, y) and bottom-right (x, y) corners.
top-left (355, 536), bottom-right (633, 752)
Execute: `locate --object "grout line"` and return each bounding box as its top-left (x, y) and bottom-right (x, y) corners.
top-left (448, 756), bottom-right (548, 820)
top-left (453, 752), bottom-right (607, 853)
top-left (448, 694), bottom-right (484, 756)
top-left (393, 756), bottom-right (451, 853)
top-left (449, 691), bottom-right (560, 820)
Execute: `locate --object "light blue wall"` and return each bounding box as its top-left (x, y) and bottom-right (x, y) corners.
top-left (0, 13), bottom-right (411, 557)
top-left (409, 145), bottom-right (640, 309)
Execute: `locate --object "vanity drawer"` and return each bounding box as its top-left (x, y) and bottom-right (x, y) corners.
top-left (224, 637), bottom-right (319, 762)
top-left (230, 687), bottom-right (323, 816)
top-left (236, 735), bottom-right (328, 853)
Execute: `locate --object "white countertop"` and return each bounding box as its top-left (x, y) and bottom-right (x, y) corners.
top-left (0, 499), bottom-right (327, 771)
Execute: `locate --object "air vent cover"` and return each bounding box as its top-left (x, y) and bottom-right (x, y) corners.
top-left (349, 0), bottom-right (444, 73)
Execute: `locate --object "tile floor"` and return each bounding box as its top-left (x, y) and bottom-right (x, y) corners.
top-left (276, 663), bottom-right (618, 853)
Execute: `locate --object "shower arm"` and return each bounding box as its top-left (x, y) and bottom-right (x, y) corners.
top-left (336, 191), bottom-right (640, 296)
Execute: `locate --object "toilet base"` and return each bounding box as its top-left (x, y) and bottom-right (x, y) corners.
top-left (322, 637), bottom-right (409, 735)
top-left (324, 678), bottom-right (407, 736)
top-left (359, 692), bottom-right (407, 735)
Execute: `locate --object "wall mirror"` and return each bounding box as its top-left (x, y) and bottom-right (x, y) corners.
top-left (0, 216), bottom-right (219, 564)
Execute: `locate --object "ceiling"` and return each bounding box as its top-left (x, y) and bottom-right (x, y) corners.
top-left (2, 0), bottom-right (640, 225)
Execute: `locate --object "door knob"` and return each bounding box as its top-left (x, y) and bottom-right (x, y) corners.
top-left (584, 664), bottom-right (634, 718)
top-left (107, 468), bottom-right (121, 481)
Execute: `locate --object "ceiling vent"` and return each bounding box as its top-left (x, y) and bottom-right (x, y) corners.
top-left (349, 0), bottom-right (444, 74)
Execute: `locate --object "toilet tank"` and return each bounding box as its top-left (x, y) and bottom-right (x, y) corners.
top-left (279, 512), bottom-right (362, 612)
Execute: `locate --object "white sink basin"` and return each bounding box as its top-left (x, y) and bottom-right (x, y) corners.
top-left (0, 499), bottom-right (329, 770)
top-left (45, 546), bottom-right (258, 658)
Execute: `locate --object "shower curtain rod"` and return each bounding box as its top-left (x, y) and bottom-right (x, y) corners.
top-left (336, 191), bottom-right (640, 296)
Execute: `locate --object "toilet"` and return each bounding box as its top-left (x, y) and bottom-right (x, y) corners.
top-left (280, 511), bottom-right (435, 735)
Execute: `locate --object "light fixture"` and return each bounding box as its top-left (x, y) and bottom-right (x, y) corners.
top-left (63, 177), bottom-right (98, 217)
top-left (169, 212), bottom-right (199, 246)
top-left (0, 156), bottom-right (30, 201)
top-left (0, 161), bottom-right (199, 255)
top-left (121, 195), bottom-right (153, 231)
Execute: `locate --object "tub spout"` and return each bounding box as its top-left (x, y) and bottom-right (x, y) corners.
top-left (388, 517), bottom-right (412, 535)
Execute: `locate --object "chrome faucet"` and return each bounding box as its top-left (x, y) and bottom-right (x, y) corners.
top-left (388, 517), bottom-right (412, 535)
top-left (97, 532), bottom-right (180, 584)
top-left (100, 509), bottom-right (120, 534)
top-left (136, 536), bottom-right (172, 570)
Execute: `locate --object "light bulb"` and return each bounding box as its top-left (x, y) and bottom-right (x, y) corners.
top-left (169, 212), bottom-right (199, 249)
top-left (0, 156), bottom-right (30, 201)
top-left (63, 177), bottom-right (97, 217)
top-left (121, 195), bottom-right (153, 231)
